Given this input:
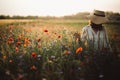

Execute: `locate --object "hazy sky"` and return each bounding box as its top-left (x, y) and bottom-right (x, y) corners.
top-left (0, 0), bottom-right (120, 16)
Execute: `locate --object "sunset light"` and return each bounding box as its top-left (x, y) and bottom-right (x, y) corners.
top-left (0, 0), bottom-right (120, 16)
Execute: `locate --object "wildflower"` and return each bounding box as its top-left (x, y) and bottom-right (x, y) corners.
top-left (15, 47), bottom-right (19, 52)
top-left (30, 65), bottom-right (37, 70)
top-left (64, 50), bottom-right (70, 55)
top-left (16, 42), bottom-right (22, 46)
top-left (37, 54), bottom-right (42, 60)
top-left (18, 34), bottom-right (22, 40)
top-left (24, 38), bottom-right (29, 43)
top-left (9, 60), bottom-right (13, 63)
top-left (81, 61), bottom-right (85, 65)
top-left (5, 70), bottom-right (10, 75)
top-left (58, 35), bottom-right (61, 38)
top-left (3, 55), bottom-right (7, 59)
top-left (44, 29), bottom-right (48, 32)
top-left (17, 74), bottom-right (24, 80)
top-left (42, 78), bottom-right (47, 80)
top-left (99, 74), bottom-right (104, 78)
top-left (76, 47), bottom-right (83, 54)
top-left (24, 44), bottom-right (27, 48)
top-left (31, 52), bottom-right (37, 58)
top-left (7, 37), bottom-right (14, 44)
top-left (38, 38), bottom-right (41, 42)
top-left (37, 54), bottom-right (42, 58)
top-left (78, 67), bottom-right (81, 70)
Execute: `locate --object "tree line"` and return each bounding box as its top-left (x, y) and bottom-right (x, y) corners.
top-left (0, 11), bottom-right (120, 21)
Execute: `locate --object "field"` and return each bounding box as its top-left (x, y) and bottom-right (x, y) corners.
top-left (0, 19), bottom-right (120, 80)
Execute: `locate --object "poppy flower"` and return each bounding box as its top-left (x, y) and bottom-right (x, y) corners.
top-left (16, 42), bottom-right (21, 46)
top-left (31, 52), bottom-right (37, 58)
top-left (24, 44), bottom-right (27, 48)
top-left (76, 47), bottom-right (83, 54)
top-left (44, 29), bottom-right (48, 32)
top-left (81, 61), bottom-right (85, 65)
top-left (3, 55), bottom-right (7, 59)
top-left (17, 74), bottom-right (24, 80)
top-left (64, 50), bottom-right (70, 55)
top-left (15, 47), bottom-right (19, 52)
top-left (24, 38), bottom-right (30, 44)
top-left (58, 35), bottom-right (61, 38)
top-left (7, 37), bottom-right (14, 44)
top-left (18, 34), bottom-right (22, 40)
top-left (30, 65), bottom-right (37, 70)
top-left (37, 38), bottom-right (41, 42)
top-left (51, 55), bottom-right (55, 59)
top-left (8, 37), bottom-right (14, 42)
top-left (9, 60), bottom-right (13, 63)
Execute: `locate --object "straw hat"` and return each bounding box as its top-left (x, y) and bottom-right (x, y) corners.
top-left (88, 10), bottom-right (108, 24)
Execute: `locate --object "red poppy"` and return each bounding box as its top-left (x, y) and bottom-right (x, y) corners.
top-left (38, 38), bottom-right (41, 42)
top-left (44, 29), bottom-right (48, 32)
top-left (24, 38), bottom-right (30, 44)
top-left (64, 50), bottom-right (69, 55)
top-left (31, 52), bottom-right (37, 58)
top-left (30, 65), bottom-right (37, 70)
top-left (76, 47), bottom-right (83, 54)
top-left (15, 47), bottom-right (19, 52)
top-left (7, 37), bottom-right (14, 44)
top-left (9, 37), bottom-right (14, 42)
top-left (58, 35), bottom-right (61, 38)
top-left (81, 61), bottom-right (85, 65)
top-left (3, 55), bottom-right (7, 59)
top-left (16, 42), bottom-right (21, 46)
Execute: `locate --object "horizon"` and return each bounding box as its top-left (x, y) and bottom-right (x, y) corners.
top-left (0, 0), bottom-right (120, 17)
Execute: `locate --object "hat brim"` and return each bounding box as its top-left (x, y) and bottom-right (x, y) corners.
top-left (87, 14), bottom-right (108, 24)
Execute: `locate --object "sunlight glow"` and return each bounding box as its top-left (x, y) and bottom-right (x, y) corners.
top-left (0, 0), bottom-right (120, 16)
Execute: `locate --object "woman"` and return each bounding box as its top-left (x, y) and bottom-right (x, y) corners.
top-left (81, 10), bottom-right (112, 52)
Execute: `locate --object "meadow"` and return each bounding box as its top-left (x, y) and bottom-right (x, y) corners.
top-left (0, 19), bottom-right (120, 80)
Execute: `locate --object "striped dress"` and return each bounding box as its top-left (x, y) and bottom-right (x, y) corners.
top-left (81, 25), bottom-right (111, 51)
